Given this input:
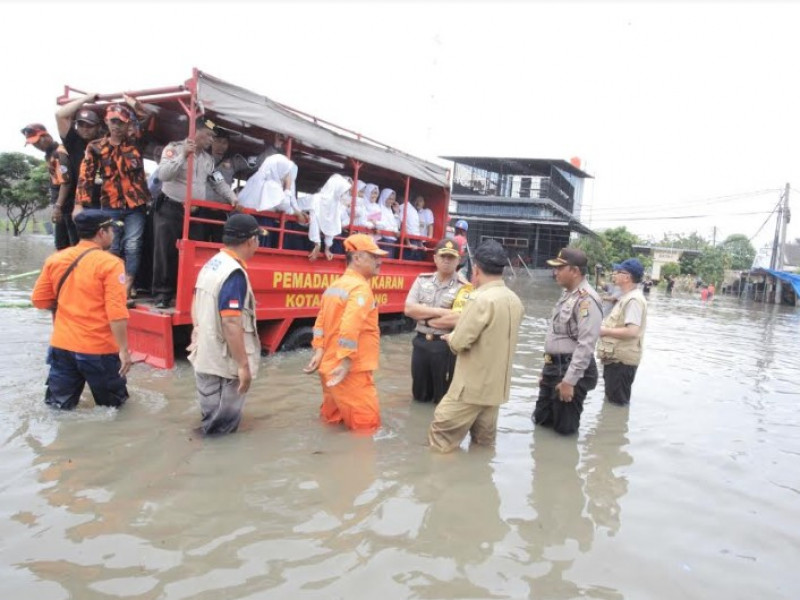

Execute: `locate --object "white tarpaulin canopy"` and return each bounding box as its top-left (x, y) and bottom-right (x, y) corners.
top-left (196, 71), bottom-right (450, 188)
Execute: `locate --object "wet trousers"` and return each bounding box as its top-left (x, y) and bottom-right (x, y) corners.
top-left (319, 370), bottom-right (380, 432)
top-left (195, 372), bottom-right (246, 435)
top-left (411, 334), bottom-right (455, 404)
top-left (44, 346), bottom-right (128, 410)
top-left (428, 393), bottom-right (500, 453)
top-left (533, 354), bottom-right (598, 435)
top-left (602, 361), bottom-right (638, 406)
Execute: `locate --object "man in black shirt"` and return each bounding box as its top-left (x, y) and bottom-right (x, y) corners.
top-left (56, 92), bottom-right (103, 211)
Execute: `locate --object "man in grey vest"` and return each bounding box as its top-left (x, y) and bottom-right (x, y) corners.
top-left (597, 258), bottom-right (648, 406)
top-left (187, 214), bottom-right (262, 435)
top-left (534, 248), bottom-right (602, 435)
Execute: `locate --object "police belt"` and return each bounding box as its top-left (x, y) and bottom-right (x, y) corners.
top-left (417, 331), bottom-right (447, 342)
top-left (543, 352), bottom-right (573, 365)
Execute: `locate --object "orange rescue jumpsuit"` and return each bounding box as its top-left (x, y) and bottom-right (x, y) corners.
top-left (312, 268), bottom-right (381, 431)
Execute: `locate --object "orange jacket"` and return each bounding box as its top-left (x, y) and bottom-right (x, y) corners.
top-left (312, 268), bottom-right (380, 374)
top-left (31, 241), bottom-right (128, 354)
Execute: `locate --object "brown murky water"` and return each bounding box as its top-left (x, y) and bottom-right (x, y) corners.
top-left (1, 233), bottom-right (798, 599)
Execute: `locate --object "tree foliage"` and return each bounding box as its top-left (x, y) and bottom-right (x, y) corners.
top-left (721, 234), bottom-right (756, 270)
top-left (660, 262), bottom-right (681, 279)
top-left (0, 152), bottom-right (49, 236)
top-left (575, 226), bottom-right (648, 276)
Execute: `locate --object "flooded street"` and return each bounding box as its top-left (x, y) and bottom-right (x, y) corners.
top-left (1, 233), bottom-right (798, 600)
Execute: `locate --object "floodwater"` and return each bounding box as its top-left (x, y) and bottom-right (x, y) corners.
top-left (1, 233), bottom-right (798, 600)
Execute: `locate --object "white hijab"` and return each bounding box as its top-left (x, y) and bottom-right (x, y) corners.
top-left (378, 188), bottom-right (399, 234)
top-left (238, 154), bottom-right (297, 211)
top-left (311, 174), bottom-right (352, 237)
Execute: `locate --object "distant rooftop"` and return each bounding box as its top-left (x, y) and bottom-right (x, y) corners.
top-left (442, 156), bottom-right (593, 179)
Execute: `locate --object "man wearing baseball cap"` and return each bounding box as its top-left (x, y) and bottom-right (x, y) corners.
top-left (304, 234), bottom-right (387, 432)
top-left (75, 96), bottom-right (153, 303)
top-left (31, 209), bottom-right (131, 410)
top-left (188, 213), bottom-right (264, 435)
top-left (404, 238), bottom-right (472, 404)
top-left (533, 247), bottom-right (602, 435)
top-left (428, 240), bottom-right (524, 452)
top-left (597, 258), bottom-right (648, 406)
top-left (56, 92), bottom-right (104, 210)
top-left (20, 123), bottom-right (76, 249)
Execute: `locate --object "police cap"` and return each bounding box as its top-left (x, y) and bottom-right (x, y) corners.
top-left (546, 247), bottom-right (588, 268)
top-left (433, 238), bottom-right (460, 257)
top-left (74, 210), bottom-right (119, 236)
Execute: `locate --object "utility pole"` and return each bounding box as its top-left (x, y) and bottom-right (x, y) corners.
top-left (712, 226), bottom-right (716, 246)
top-left (775, 183), bottom-right (790, 304)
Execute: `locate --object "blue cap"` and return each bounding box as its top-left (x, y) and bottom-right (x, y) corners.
top-left (74, 210), bottom-right (118, 235)
top-left (612, 258), bottom-right (644, 282)
top-left (454, 219), bottom-right (468, 231)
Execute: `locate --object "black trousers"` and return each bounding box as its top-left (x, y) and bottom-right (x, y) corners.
top-left (189, 206), bottom-right (227, 243)
top-left (533, 354), bottom-right (598, 435)
top-left (53, 200), bottom-right (78, 250)
top-left (152, 197), bottom-right (184, 300)
top-left (45, 346), bottom-right (128, 410)
top-left (411, 333), bottom-right (455, 404)
top-left (602, 362), bottom-right (638, 406)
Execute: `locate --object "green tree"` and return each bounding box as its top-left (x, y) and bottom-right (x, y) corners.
top-left (0, 152), bottom-right (49, 236)
top-left (720, 233), bottom-right (756, 270)
top-left (659, 231), bottom-right (709, 251)
top-left (660, 262), bottom-right (681, 279)
top-left (696, 246), bottom-right (730, 286)
top-left (574, 234), bottom-right (608, 274)
top-left (603, 226), bottom-right (641, 265)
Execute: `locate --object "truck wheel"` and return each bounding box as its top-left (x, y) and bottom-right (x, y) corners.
top-left (281, 326), bottom-right (315, 351)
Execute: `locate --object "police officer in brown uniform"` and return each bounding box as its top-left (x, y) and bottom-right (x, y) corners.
top-left (534, 248), bottom-right (602, 435)
top-left (404, 239), bottom-right (471, 404)
top-left (153, 119), bottom-right (239, 308)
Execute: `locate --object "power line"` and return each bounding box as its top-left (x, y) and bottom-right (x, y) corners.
top-left (592, 209), bottom-right (774, 223)
top-left (748, 199), bottom-right (782, 242)
top-left (585, 188), bottom-right (780, 217)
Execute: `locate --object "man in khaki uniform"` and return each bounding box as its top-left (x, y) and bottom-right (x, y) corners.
top-left (188, 214), bottom-right (262, 435)
top-left (152, 119), bottom-right (240, 309)
top-left (428, 240), bottom-right (524, 452)
top-left (404, 238), bottom-right (471, 404)
top-left (533, 248), bottom-right (602, 435)
top-left (597, 258), bottom-right (648, 406)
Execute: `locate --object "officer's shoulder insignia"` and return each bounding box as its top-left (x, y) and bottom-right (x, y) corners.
top-left (356, 295), bottom-right (366, 307)
top-left (118, 273), bottom-right (126, 285)
top-left (164, 145), bottom-right (177, 159)
top-left (578, 288), bottom-right (588, 296)
top-left (418, 272), bottom-right (435, 278)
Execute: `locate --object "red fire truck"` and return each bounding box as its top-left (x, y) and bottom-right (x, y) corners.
top-left (57, 69), bottom-right (451, 368)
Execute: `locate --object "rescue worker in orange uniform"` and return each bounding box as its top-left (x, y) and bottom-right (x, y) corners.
top-left (303, 233), bottom-right (388, 432)
top-left (31, 210), bottom-right (131, 410)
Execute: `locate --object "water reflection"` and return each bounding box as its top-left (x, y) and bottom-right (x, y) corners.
top-left (2, 234), bottom-right (800, 599)
top-left (582, 402), bottom-right (632, 536)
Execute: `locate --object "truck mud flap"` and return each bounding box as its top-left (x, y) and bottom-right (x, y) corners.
top-left (128, 308), bottom-right (175, 370)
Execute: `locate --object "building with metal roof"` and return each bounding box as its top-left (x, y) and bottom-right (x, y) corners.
top-left (443, 156), bottom-right (595, 269)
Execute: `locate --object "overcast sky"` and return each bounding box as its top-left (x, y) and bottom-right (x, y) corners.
top-left (3, 1), bottom-right (798, 251)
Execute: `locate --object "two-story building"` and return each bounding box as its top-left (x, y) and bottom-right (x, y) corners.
top-left (444, 156), bottom-right (594, 268)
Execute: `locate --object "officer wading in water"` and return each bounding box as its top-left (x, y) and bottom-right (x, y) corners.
top-left (187, 214), bottom-right (263, 435)
top-left (404, 239), bottom-right (472, 404)
top-left (533, 248), bottom-right (602, 435)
